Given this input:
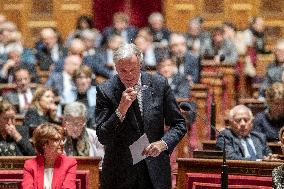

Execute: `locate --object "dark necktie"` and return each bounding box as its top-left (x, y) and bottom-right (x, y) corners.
top-left (132, 99), bottom-right (144, 134)
top-left (245, 138), bottom-right (257, 160)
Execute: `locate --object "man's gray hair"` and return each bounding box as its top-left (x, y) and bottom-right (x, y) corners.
top-left (113, 43), bottom-right (143, 64)
top-left (229, 104), bottom-right (253, 120)
top-left (64, 101), bottom-right (87, 117)
top-left (148, 12), bottom-right (164, 23)
top-left (80, 29), bottom-right (96, 41)
top-left (169, 33), bottom-right (186, 46)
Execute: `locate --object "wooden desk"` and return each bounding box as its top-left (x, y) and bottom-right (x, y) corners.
top-left (0, 156), bottom-right (101, 189)
top-left (176, 158), bottom-right (282, 189)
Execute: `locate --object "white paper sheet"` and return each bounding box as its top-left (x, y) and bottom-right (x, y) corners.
top-left (129, 133), bottom-right (150, 165)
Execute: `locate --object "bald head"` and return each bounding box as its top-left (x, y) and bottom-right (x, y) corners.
top-left (69, 38), bottom-right (86, 57)
top-left (64, 55), bottom-right (83, 76)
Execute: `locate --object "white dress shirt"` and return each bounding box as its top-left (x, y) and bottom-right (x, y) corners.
top-left (18, 88), bottom-right (33, 113)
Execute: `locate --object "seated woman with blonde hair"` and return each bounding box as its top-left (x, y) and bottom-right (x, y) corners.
top-left (22, 123), bottom-right (77, 189)
top-left (23, 87), bottom-right (60, 135)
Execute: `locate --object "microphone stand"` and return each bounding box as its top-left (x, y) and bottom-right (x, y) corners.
top-left (179, 102), bottom-right (228, 189)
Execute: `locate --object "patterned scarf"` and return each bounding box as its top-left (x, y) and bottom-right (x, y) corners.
top-left (64, 128), bottom-right (90, 156)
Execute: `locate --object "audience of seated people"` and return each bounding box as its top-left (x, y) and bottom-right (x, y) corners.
top-left (259, 39), bottom-right (284, 98)
top-left (63, 102), bottom-right (104, 158)
top-left (169, 33), bottom-right (200, 83)
top-left (101, 12), bottom-right (137, 45)
top-left (216, 105), bottom-right (275, 160)
top-left (0, 99), bottom-right (35, 156)
top-left (147, 12), bottom-right (171, 48)
top-left (254, 82), bottom-right (284, 141)
top-left (23, 87), bottom-right (60, 135)
top-left (272, 126), bottom-right (284, 188)
top-left (3, 68), bottom-right (34, 115)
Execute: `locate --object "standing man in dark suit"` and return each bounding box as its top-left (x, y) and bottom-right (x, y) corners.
top-left (216, 105), bottom-right (276, 161)
top-left (95, 44), bottom-right (186, 189)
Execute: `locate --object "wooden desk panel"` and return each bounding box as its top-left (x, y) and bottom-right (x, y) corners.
top-left (0, 156), bottom-right (101, 189)
top-left (177, 158), bottom-right (282, 189)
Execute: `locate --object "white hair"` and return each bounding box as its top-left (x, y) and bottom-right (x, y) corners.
top-left (169, 33), bottom-right (186, 46)
top-left (229, 105), bottom-right (253, 120)
top-left (64, 101), bottom-right (87, 117)
top-left (113, 43), bottom-right (143, 64)
top-left (5, 42), bottom-right (23, 54)
top-left (148, 12), bottom-right (164, 23)
top-left (80, 29), bottom-right (96, 40)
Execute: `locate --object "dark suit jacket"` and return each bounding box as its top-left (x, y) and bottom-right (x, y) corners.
top-left (216, 128), bottom-right (271, 160)
top-left (45, 72), bottom-right (64, 96)
top-left (168, 73), bottom-right (190, 98)
top-left (183, 51), bottom-right (200, 83)
top-left (95, 72), bottom-right (186, 189)
top-left (22, 154), bottom-right (77, 189)
top-left (36, 44), bottom-right (67, 71)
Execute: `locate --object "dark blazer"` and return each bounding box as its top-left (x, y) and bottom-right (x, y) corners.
top-left (36, 44), bottom-right (67, 71)
top-left (22, 154), bottom-right (77, 189)
top-left (45, 72), bottom-right (66, 97)
top-left (95, 72), bottom-right (186, 189)
top-left (0, 125), bottom-right (35, 156)
top-left (216, 128), bottom-right (271, 160)
top-left (259, 65), bottom-right (284, 97)
top-left (272, 164), bottom-right (284, 189)
top-left (183, 51), bottom-right (200, 83)
top-left (169, 73), bottom-right (190, 98)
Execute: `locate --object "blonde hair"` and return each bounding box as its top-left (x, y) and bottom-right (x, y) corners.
top-left (31, 87), bottom-right (54, 112)
top-left (0, 99), bottom-right (15, 114)
top-left (31, 123), bottom-right (64, 155)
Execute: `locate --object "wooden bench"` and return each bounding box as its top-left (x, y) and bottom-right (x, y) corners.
top-left (0, 156), bottom-right (101, 189)
top-left (176, 158), bottom-right (282, 189)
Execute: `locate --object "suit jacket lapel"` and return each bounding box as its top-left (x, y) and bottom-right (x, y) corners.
top-left (251, 135), bottom-right (262, 158)
top-left (141, 72), bottom-right (153, 132)
top-left (52, 156), bottom-right (62, 189)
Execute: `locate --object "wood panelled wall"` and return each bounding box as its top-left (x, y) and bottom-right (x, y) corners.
top-left (1, 0), bottom-right (283, 47)
top-left (0, 0), bottom-right (93, 47)
top-left (164, 0), bottom-right (284, 38)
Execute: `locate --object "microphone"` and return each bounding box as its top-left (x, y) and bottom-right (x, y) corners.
top-left (178, 101), bottom-right (228, 189)
top-left (219, 54), bottom-right (225, 62)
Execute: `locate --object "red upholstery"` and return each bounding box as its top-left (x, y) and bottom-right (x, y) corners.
top-left (0, 170), bottom-right (89, 189)
top-left (186, 173), bottom-right (272, 189)
top-left (192, 182), bottom-right (271, 189)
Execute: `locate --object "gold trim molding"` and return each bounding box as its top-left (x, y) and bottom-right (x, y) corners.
top-left (27, 21), bottom-right (57, 28)
top-left (61, 4), bottom-right (81, 11)
top-left (174, 4), bottom-right (195, 11)
top-left (231, 3), bottom-right (252, 11)
top-left (3, 4), bottom-right (24, 10)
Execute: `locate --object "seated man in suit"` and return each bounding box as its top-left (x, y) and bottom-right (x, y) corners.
top-left (3, 68), bottom-right (35, 115)
top-left (169, 33), bottom-right (200, 84)
top-left (45, 55), bottom-right (82, 105)
top-left (216, 104), bottom-right (275, 161)
top-left (259, 39), bottom-right (284, 99)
